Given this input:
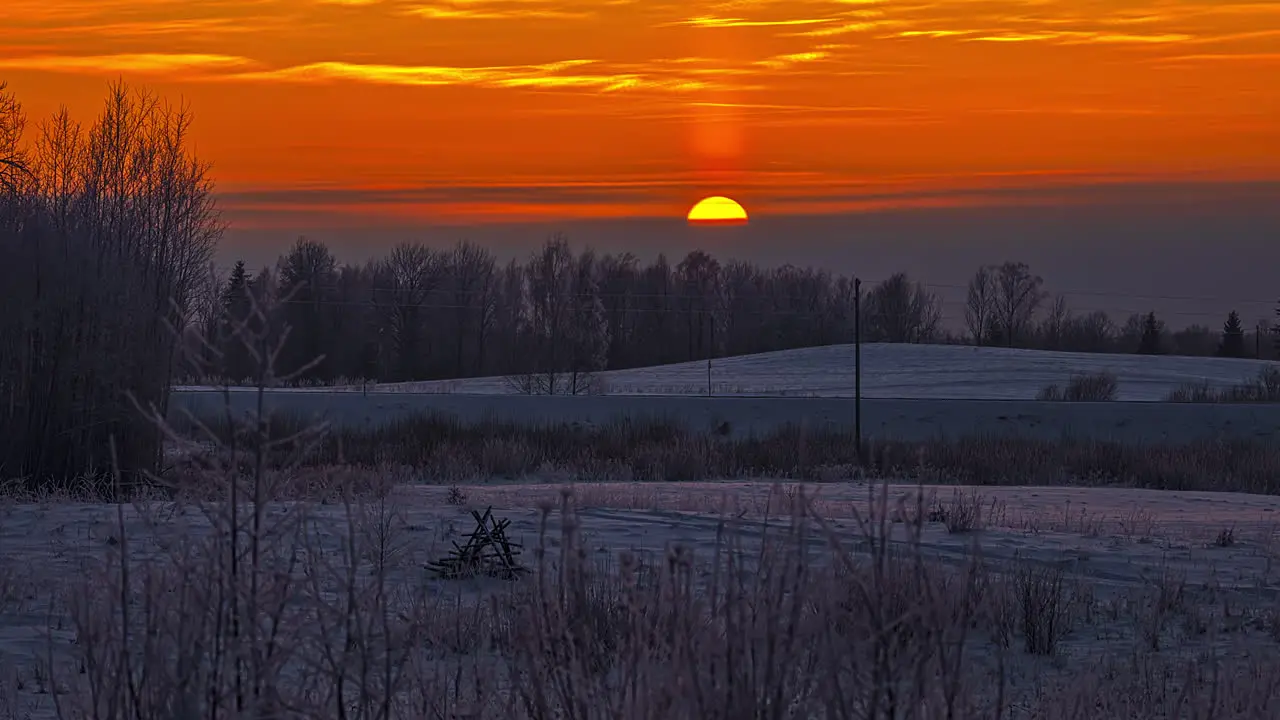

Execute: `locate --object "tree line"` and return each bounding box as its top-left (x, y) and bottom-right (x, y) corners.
top-left (185, 241), bottom-right (1280, 388)
top-left (961, 262), bottom-right (1277, 359)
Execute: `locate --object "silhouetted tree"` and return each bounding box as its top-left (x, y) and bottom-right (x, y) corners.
top-left (676, 250), bottom-right (721, 361)
top-left (1218, 311), bottom-right (1246, 358)
top-left (0, 82), bottom-right (27, 193)
top-left (519, 234), bottom-right (575, 393)
top-left (993, 261), bottom-right (1045, 348)
top-left (277, 237), bottom-right (339, 379)
top-left (864, 272), bottom-right (941, 343)
top-left (218, 260), bottom-right (254, 380)
top-left (1038, 294), bottom-right (1071, 350)
top-left (565, 248), bottom-right (610, 393)
top-left (371, 242), bottom-right (443, 381)
top-left (964, 265), bottom-right (997, 346)
top-left (1137, 311), bottom-right (1164, 355)
top-left (1063, 310), bottom-right (1115, 353)
top-left (446, 240), bottom-right (495, 377)
top-left (598, 252), bottom-right (639, 368)
top-left (1171, 324), bottom-right (1215, 357)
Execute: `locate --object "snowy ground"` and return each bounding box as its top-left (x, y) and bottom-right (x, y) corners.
top-left (182, 343), bottom-right (1276, 401)
top-left (170, 344), bottom-right (1280, 444)
top-left (3, 481), bottom-right (1280, 717)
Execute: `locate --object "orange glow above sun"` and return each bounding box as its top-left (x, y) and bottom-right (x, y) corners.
top-left (688, 196), bottom-right (749, 225)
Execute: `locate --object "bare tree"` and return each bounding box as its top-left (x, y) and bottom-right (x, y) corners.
top-left (992, 261), bottom-right (1045, 347)
top-left (676, 250), bottom-right (721, 360)
top-left (565, 249), bottom-right (610, 394)
top-left (598, 252), bottom-right (639, 368)
top-left (1038, 294), bottom-right (1071, 350)
top-left (964, 266), bottom-right (997, 346)
top-left (0, 82), bottom-right (28, 193)
top-left (1064, 310), bottom-right (1114, 353)
top-left (864, 272), bottom-right (941, 343)
top-left (511, 234), bottom-right (576, 394)
top-left (0, 79), bottom-right (220, 490)
top-left (278, 237), bottom-right (339, 379)
top-left (371, 241), bottom-right (443, 381)
top-left (1117, 312), bottom-right (1146, 353)
top-left (446, 240), bottom-right (495, 377)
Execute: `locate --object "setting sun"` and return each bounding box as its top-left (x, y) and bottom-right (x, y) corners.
top-left (687, 196), bottom-right (749, 226)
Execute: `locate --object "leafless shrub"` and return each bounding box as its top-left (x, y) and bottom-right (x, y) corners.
top-left (1216, 526), bottom-right (1237, 547)
top-left (932, 488), bottom-right (988, 534)
top-left (503, 370), bottom-right (607, 396)
top-left (1165, 379), bottom-right (1217, 403)
top-left (446, 486), bottom-right (467, 506)
top-left (1166, 366), bottom-right (1280, 403)
top-left (1037, 371), bottom-right (1118, 402)
top-left (1035, 383), bottom-right (1063, 401)
top-left (1117, 505), bottom-right (1158, 541)
top-left (1013, 560), bottom-right (1073, 655)
top-left (1136, 566), bottom-right (1189, 651)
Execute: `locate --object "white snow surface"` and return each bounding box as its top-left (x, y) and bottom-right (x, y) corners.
top-left (170, 344), bottom-right (1280, 444)
top-left (248, 343), bottom-right (1277, 402)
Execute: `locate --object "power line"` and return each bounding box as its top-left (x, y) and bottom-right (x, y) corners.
top-left (248, 282), bottom-right (1277, 310)
top-left (250, 295), bottom-right (1279, 324)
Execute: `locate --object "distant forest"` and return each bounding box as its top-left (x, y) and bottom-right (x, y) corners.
top-left (185, 235), bottom-right (1280, 387)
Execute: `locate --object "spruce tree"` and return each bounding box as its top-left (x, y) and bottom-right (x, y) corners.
top-left (1137, 311), bottom-right (1164, 355)
top-left (1218, 310), bottom-right (1246, 358)
top-left (218, 260), bottom-right (253, 381)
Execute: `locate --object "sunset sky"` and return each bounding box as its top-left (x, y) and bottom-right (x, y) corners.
top-left (4, 0), bottom-right (1278, 224)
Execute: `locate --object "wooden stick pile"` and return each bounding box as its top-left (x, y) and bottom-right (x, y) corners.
top-left (427, 506), bottom-right (526, 581)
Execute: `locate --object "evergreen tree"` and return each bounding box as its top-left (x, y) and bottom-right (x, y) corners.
top-left (1137, 311), bottom-right (1164, 355)
top-left (1218, 310), bottom-right (1246, 358)
top-left (218, 260), bottom-right (253, 381)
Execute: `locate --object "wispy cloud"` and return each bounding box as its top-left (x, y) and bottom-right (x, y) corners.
top-left (673, 16), bottom-right (836, 28)
top-left (0, 53), bottom-right (255, 74)
top-left (224, 59), bottom-right (745, 92)
top-left (1155, 52), bottom-right (1280, 63)
top-left (965, 30), bottom-right (1193, 44)
top-left (754, 50), bottom-right (832, 69)
top-left (401, 0), bottom-right (594, 20)
top-left (16, 17), bottom-right (265, 37)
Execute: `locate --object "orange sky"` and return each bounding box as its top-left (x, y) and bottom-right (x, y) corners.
top-left (2, 0), bottom-right (1278, 224)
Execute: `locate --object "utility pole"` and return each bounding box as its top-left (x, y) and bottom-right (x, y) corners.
top-left (707, 314), bottom-right (715, 397)
top-left (854, 277), bottom-right (863, 464)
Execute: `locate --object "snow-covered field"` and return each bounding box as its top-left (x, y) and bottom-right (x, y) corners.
top-left (3, 481), bottom-right (1280, 717)
top-left (170, 344), bottom-right (1280, 444)
top-left (299, 343), bottom-right (1278, 401)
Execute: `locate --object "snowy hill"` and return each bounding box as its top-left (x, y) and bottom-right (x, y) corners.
top-left (368, 343), bottom-right (1278, 402)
